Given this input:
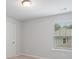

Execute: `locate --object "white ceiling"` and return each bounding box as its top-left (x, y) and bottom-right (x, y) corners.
top-left (6, 0), bottom-right (72, 21)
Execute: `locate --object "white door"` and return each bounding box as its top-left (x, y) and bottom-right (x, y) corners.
top-left (6, 22), bottom-right (16, 58)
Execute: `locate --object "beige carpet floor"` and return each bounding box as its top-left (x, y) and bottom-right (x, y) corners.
top-left (7, 55), bottom-right (38, 59)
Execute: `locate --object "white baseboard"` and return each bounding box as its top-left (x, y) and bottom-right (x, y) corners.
top-left (20, 53), bottom-right (50, 59)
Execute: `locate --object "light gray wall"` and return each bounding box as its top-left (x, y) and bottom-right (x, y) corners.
top-left (6, 17), bottom-right (21, 57)
top-left (21, 12), bottom-right (72, 59)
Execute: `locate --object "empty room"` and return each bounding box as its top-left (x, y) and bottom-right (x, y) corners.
top-left (6, 0), bottom-right (72, 59)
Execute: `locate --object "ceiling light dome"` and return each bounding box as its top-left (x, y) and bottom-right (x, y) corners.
top-left (21, 0), bottom-right (32, 7)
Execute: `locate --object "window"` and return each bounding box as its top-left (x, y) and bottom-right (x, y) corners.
top-left (54, 20), bottom-right (72, 50)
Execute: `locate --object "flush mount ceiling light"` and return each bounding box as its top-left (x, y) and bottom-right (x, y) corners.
top-left (21, 0), bottom-right (32, 7)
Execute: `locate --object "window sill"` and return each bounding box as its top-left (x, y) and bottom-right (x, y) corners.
top-left (52, 48), bottom-right (72, 52)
